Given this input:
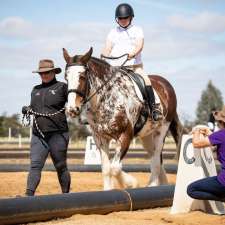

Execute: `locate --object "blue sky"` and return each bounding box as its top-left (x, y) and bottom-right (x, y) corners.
top-left (0, 0), bottom-right (225, 121)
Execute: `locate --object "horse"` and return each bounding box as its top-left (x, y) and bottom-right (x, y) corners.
top-left (63, 47), bottom-right (184, 190)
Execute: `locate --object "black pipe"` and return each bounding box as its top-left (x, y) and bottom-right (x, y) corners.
top-left (0, 151), bottom-right (176, 159)
top-left (0, 185), bottom-right (174, 225)
top-left (0, 164), bottom-right (220, 174)
top-left (0, 164), bottom-right (177, 173)
top-left (0, 147), bottom-right (175, 152)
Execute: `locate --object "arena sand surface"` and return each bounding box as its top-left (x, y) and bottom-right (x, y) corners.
top-left (0, 172), bottom-right (224, 225)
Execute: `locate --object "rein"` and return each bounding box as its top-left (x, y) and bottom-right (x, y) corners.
top-left (22, 107), bottom-right (65, 138)
top-left (82, 69), bottom-right (116, 105)
top-left (66, 62), bottom-right (118, 108)
top-left (101, 53), bottom-right (129, 67)
top-left (81, 54), bottom-right (130, 104)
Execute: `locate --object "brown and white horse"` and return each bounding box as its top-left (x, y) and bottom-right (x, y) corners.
top-left (63, 47), bottom-right (184, 190)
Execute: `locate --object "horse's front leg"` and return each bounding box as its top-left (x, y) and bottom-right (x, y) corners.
top-left (96, 139), bottom-right (112, 190)
top-left (100, 147), bottom-right (112, 190)
top-left (111, 131), bottom-right (139, 189)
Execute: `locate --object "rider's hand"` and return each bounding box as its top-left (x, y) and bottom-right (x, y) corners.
top-left (22, 106), bottom-right (31, 114)
top-left (128, 53), bottom-right (135, 60)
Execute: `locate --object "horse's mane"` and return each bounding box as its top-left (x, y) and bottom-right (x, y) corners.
top-left (88, 57), bottom-right (111, 79)
top-left (90, 57), bottom-right (111, 68)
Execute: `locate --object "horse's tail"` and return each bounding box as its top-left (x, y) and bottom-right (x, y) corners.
top-left (169, 112), bottom-right (188, 160)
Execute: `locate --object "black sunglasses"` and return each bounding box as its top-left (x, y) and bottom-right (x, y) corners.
top-left (39, 71), bottom-right (51, 75)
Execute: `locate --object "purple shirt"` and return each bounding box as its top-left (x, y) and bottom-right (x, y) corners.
top-left (209, 129), bottom-right (225, 186)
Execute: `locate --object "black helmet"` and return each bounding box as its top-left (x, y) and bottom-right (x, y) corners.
top-left (115, 3), bottom-right (134, 19)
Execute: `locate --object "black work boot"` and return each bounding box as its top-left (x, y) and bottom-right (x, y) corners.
top-left (145, 85), bottom-right (163, 121)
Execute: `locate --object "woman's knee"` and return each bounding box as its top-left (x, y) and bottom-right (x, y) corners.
top-left (187, 182), bottom-right (195, 197)
top-left (30, 160), bottom-right (44, 170)
top-left (55, 160), bottom-right (67, 172)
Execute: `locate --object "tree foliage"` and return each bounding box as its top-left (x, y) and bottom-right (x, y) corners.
top-left (196, 80), bottom-right (224, 124)
top-left (0, 113), bottom-right (29, 137)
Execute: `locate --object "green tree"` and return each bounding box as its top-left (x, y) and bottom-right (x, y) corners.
top-left (0, 113), bottom-right (31, 137)
top-left (196, 80), bottom-right (224, 124)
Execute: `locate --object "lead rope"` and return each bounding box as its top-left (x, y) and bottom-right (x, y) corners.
top-left (22, 107), bottom-right (65, 138)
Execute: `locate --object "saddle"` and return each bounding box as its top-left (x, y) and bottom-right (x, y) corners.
top-left (120, 67), bottom-right (147, 102)
top-left (119, 67), bottom-right (150, 136)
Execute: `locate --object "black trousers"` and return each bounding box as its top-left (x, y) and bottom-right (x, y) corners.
top-left (26, 132), bottom-right (71, 195)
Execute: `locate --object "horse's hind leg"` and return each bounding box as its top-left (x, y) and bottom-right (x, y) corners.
top-left (150, 122), bottom-right (170, 186)
top-left (141, 122), bottom-right (170, 186)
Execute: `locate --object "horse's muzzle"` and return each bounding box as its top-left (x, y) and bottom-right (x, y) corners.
top-left (66, 106), bottom-right (81, 117)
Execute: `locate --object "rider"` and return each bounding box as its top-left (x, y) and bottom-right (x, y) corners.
top-left (102, 3), bottom-right (162, 121)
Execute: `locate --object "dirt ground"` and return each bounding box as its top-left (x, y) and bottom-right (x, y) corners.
top-left (0, 172), bottom-right (225, 225)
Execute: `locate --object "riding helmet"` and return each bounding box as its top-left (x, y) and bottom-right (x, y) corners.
top-left (115, 3), bottom-right (134, 19)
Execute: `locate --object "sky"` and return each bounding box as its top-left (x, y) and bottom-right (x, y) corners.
top-left (0, 0), bottom-right (225, 121)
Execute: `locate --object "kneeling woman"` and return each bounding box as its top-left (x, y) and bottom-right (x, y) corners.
top-left (187, 106), bottom-right (225, 201)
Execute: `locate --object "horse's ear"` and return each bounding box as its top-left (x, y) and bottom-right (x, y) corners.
top-left (80, 47), bottom-right (93, 64)
top-left (63, 48), bottom-right (71, 64)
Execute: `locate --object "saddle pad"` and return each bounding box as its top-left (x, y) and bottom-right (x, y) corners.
top-left (130, 79), bottom-right (161, 105)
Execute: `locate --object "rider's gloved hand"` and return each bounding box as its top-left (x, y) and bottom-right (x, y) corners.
top-left (22, 106), bottom-right (31, 114)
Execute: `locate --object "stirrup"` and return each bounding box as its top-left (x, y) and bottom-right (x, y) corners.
top-left (151, 105), bottom-right (163, 121)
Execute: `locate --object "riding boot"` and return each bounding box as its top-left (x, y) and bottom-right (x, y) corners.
top-left (145, 85), bottom-right (163, 121)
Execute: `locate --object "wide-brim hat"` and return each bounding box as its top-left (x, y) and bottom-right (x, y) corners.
top-left (213, 105), bottom-right (225, 123)
top-left (32, 59), bottom-right (61, 74)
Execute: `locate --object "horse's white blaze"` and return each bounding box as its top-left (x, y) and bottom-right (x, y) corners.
top-left (67, 65), bottom-right (85, 109)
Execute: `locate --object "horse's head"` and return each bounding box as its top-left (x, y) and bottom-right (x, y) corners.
top-left (63, 47), bottom-right (93, 117)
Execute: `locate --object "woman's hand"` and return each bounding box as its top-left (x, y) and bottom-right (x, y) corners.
top-left (191, 126), bottom-right (212, 136)
top-left (199, 127), bottom-right (212, 136)
top-left (128, 53), bottom-right (135, 60)
top-left (192, 125), bottom-right (212, 148)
